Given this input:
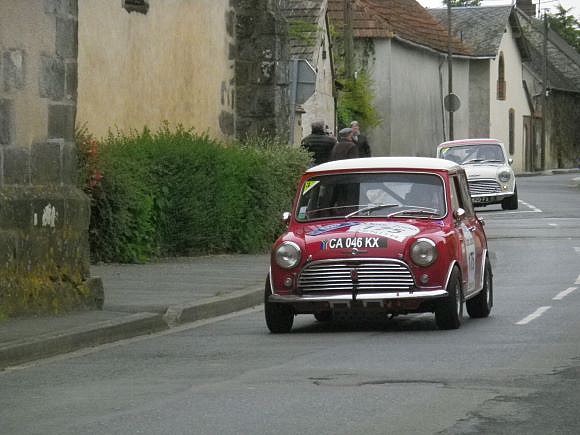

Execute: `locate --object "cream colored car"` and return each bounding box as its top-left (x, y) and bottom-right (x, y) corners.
top-left (437, 139), bottom-right (518, 210)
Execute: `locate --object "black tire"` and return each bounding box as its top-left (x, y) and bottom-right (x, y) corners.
top-left (435, 267), bottom-right (463, 330)
top-left (467, 256), bottom-right (493, 318)
top-left (314, 311), bottom-right (333, 322)
top-left (501, 186), bottom-right (518, 210)
top-left (264, 276), bottom-right (294, 333)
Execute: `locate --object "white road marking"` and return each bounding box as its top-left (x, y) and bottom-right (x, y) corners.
top-left (519, 200), bottom-right (542, 213)
top-left (576, 274), bottom-right (580, 285)
top-left (515, 306), bottom-right (551, 325)
top-left (574, 247), bottom-right (580, 254)
top-left (548, 223), bottom-right (558, 227)
top-left (553, 287), bottom-right (577, 301)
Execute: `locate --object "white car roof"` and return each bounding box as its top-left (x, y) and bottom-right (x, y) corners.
top-left (437, 138), bottom-right (505, 149)
top-left (307, 157), bottom-right (460, 173)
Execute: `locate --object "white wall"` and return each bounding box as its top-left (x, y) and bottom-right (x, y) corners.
top-left (366, 39), bottom-right (470, 157)
top-left (300, 14), bottom-right (335, 141)
top-left (488, 25), bottom-right (532, 173)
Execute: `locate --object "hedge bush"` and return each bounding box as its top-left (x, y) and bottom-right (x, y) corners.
top-left (78, 125), bottom-right (310, 263)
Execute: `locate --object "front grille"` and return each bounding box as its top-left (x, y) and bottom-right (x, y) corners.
top-left (298, 259), bottom-right (414, 293)
top-left (468, 179), bottom-right (501, 195)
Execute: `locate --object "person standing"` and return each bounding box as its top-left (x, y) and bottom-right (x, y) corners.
top-left (329, 127), bottom-right (359, 161)
top-left (350, 120), bottom-right (371, 157)
top-left (300, 120), bottom-right (337, 166)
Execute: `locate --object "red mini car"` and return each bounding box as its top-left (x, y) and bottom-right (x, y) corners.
top-left (265, 157), bottom-right (492, 332)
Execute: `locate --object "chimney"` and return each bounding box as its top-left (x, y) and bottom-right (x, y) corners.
top-left (516, 0), bottom-right (536, 17)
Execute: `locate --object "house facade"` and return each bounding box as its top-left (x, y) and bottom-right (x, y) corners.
top-left (328, 0), bottom-right (473, 158)
top-left (431, 6), bottom-right (533, 174)
top-left (516, 4), bottom-right (580, 169)
top-left (282, 0), bottom-right (336, 144)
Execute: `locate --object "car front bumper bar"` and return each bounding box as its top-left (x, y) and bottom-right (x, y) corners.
top-left (269, 289), bottom-right (449, 304)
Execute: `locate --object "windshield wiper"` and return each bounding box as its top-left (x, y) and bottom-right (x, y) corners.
top-left (387, 206), bottom-right (440, 218)
top-left (461, 158), bottom-right (485, 164)
top-left (345, 203), bottom-right (399, 218)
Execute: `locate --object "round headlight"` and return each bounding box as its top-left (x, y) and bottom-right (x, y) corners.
top-left (498, 169), bottom-right (511, 182)
top-left (410, 238), bottom-right (438, 267)
top-left (275, 242), bottom-right (301, 269)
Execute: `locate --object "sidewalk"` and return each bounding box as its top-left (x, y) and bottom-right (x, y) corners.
top-left (0, 254), bottom-right (270, 369)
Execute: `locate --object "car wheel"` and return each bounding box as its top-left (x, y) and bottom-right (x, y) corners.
top-left (435, 267), bottom-right (463, 330)
top-left (314, 311), bottom-right (333, 322)
top-left (264, 276), bottom-right (294, 333)
top-left (467, 256), bottom-right (493, 318)
top-left (501, 186), bottom-right (518, 210)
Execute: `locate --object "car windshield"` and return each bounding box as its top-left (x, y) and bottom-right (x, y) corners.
top-left (296, 172), bottom-right (446, 221)
top-left (439, 144), bottom-right (505, 164)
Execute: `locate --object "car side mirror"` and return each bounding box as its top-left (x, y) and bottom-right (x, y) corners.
top-left (281, 211), bottom-right (291, 224)
top-left (508, 158), bottom-right (513, 165)
top-left (453, 208), bottom-right (466, 220)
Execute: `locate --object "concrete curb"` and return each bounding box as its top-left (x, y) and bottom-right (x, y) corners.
top-left (0, 312), bottom-right (167, 369)
top-left (163, 286), bottom-right (263, 326)
top-left (0, 286), bottom-right (264, 369)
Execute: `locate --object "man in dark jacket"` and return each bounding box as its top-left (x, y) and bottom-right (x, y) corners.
top-left (350, 120), bottom-right (371, 157)
top-left (329, 128), bottom-right (359, 161)
top-left (300, 121), bottom-right (337, 166)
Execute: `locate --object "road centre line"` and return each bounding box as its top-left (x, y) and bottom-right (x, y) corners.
top-left (576, 274), bottom-right (580, 285)
top-left (574, 247), bottom-right (580, 254)
top-left (553, 287), bottom-right (577, 300)
top-left (515, 306), bottom-right (551, 325)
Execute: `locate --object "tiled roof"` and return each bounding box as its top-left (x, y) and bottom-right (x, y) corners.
top-left (281, 0), bottom-right (327, 62)
top-left (429, 6), bottom-right (513, 57)
top-left (516, 8), bottom-right (580, 91)
top-left (327, 0), bottom-right (471, 56)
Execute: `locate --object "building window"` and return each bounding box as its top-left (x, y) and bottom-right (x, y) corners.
top-left (508, 108), bottom-right (515, 155)
top-left (497, 53), bottom-right (506, 100)
top-left (123, 0), bottom-right (149, 14)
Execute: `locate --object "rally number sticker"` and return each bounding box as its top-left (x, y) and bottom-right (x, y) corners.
top-left (349, 222), bottom-right (419, 242)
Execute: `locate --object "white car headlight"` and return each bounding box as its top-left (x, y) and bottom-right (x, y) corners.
top-left (410, 238), bottom-right (438, 267)
top-left (275, 242), bottom-right (301, 269)
top-left (498, 169), bottom-right (511, 182)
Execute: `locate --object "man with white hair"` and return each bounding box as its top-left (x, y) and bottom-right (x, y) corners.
top-left (329, 127), bottom-right (359, 161)
top-left (350, 120), bottom-right (371, 157)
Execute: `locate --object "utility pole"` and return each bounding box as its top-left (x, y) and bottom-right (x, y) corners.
top-left (541, 9), bottom-right (548, 170)
top-left (344, 0), bottom-right (354, 79)
top-left (447, 3), bottom-right (454, 140)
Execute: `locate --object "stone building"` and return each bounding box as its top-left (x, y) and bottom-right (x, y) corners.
top-left (77, 0), bottom-right (290, 141)
top-left (0, 0), bottom-right (100, 317)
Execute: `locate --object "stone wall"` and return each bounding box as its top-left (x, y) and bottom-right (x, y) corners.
top-left (234, 0), bottom-right (290, 139)
top-left (0, 0), bottom-right (100, 318)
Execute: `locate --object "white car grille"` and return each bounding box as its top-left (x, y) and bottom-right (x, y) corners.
top-left (468, 179), bottom-right (502, 195)
top-left (298, 259), bottom-right (415, 293)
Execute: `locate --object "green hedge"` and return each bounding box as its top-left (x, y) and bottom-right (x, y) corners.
top-left (78, 125), bottom-right (309, 263)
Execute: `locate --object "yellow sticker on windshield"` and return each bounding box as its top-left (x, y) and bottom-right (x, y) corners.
top-left (303, 180), bottom-right (319, 194)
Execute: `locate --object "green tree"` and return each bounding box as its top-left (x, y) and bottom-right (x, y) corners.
top-left (547, 5), bottom-right (580, 53)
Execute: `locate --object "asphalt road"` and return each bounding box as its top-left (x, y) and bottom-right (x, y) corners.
top-left (1, 174), bottom-right (579, 435)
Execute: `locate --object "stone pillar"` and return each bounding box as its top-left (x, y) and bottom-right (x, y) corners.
top-left (234, 0), bottom-right (290, 140)
top-left (0, 0), bottom-right (102, 317)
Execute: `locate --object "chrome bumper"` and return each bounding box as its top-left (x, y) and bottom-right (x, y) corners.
top-left (269, 289), bottom-right (448, 304)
